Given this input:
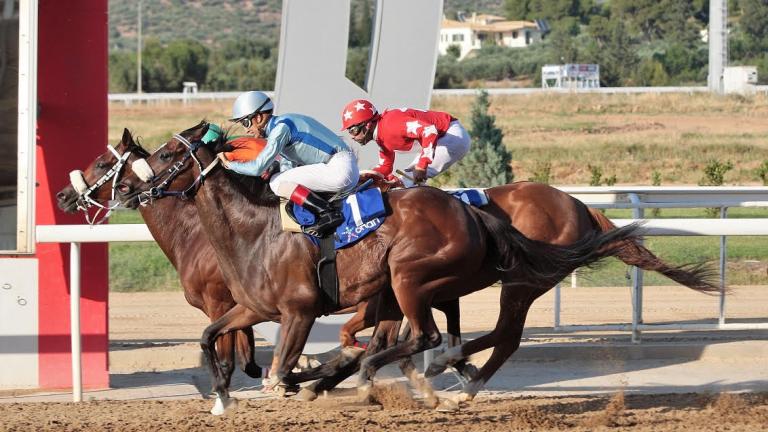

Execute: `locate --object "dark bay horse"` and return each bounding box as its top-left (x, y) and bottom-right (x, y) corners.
top-left (55, 129), bottom-right (263, 389)
top-left (115, 122), bottom-right (643, 413)
top-left (56, 128), bottom-right (472, 392)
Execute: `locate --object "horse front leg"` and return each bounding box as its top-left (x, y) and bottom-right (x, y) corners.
top-left (297, 312), bottom-right (404, 402)
top-left (201, 303), bottom-right (264, 415)
top-left (271, 312), bottom-right (315, 395)
top-left (357, 302), bottom-right (442, 408)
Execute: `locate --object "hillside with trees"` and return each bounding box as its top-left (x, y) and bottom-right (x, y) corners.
top-left (108, 0), bottom-right (768, 92)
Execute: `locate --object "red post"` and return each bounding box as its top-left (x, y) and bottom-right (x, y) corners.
top-left (36, 0), bottom-right (109, 389)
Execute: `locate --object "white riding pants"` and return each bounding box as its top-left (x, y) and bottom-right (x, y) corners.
top-left (270, 151), bottom-right (359, 198)
top-left (402, 120), bottom-right (471, 186)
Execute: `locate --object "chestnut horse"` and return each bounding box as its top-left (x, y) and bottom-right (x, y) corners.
top-left (115, 122), bottom-right (643, 412)
top-left (295, 179), bottom-right (719, 405)
top-left (55, 129), bottom-right (262, 389)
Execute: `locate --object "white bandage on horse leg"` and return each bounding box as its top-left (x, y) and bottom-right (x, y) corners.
top-left (69, 170), bottom-right (89, 194)
top-left (131, 159), bottom-right (155, 182)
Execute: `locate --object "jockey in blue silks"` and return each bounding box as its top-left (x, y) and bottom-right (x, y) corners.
top-left (218, 91), bottom-right (359, 237)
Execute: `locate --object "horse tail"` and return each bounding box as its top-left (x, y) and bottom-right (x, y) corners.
top-left (586, 207), bottom-right (720, 294)
top-left (473, 207), bottom-right (644, 288)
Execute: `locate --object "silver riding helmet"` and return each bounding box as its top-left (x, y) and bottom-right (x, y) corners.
top-left (230, 91), bottom-right (274, 121)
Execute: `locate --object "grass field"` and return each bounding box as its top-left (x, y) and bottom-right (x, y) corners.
top-left (111, 92), bottom-right (768, 185)
top-left (107, 93), bottom-right (768, 292)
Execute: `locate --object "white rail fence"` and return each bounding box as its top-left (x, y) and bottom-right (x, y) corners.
top-left (108, 86), bottom-right (768, 104)
top-left (36, 186), bottom-right (768, 401)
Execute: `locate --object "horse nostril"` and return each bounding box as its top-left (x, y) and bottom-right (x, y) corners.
top-left (56, 191), bottom-right (67, 201)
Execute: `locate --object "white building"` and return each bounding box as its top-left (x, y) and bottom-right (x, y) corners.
top-left (542, 64), bottom-right (601, 89)
top-left (438, 13), bottom-right (543, 60)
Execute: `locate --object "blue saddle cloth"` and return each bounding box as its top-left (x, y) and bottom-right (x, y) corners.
top-left (443, 188), bottom-right (490, 207)
top-left (292, 187), bottom-right (386, 249)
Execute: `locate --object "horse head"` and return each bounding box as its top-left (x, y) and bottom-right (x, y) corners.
top-left (116, 120), bottom-right (276, 209)
top-left (56, 128), bottom-right (150, 222)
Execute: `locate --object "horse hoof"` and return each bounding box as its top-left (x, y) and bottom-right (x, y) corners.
top-left (244, 363), bottom-right (263, 379)
top-left (210, 396), bottom-right (238, 416)
top-left (423, 395), bottom-right (440, 409)
top-left (456, 392), bottom-right (474, 403)
top-left (295, 388), bottom-right (318, 402)
top-left (436, 398), bottom-right (460, 412)
top-left (356, 384), bottom-right (373, 404)
top-left (460, 363), bottom-right (479, 381)
top-left (424, 362), bottom-right (447, 378)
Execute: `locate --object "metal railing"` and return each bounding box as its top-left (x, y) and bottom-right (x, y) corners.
top-left (107, 86), bottom-right (768, 104)
top-left (555, 186), bottom-right (768, 344)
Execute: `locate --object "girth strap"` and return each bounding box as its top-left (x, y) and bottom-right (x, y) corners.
top-left (317, 234), bottom-right (339, 315)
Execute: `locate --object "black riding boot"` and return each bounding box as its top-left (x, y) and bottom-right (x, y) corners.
top-left (298, 190), bottom-right (344, 237)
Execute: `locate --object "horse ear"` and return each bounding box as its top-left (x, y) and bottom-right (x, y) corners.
top-left (121, 128), bottom-right (133, 146)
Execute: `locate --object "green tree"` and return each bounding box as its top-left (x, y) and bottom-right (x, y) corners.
top-left (108, 51), bottom-right (137, 92)
top-left (634, 58), bottom-right (670, 86)
top-left (452, 91), bottom-right (513, 187)
top-left (141, 38), bottom-right (209, 92)
top-left (740, 0), bottom-right (768, 56)
top-left (585, 16), bottom-right (639, 86)
top-left (504, 0), bottom-right (531, 19)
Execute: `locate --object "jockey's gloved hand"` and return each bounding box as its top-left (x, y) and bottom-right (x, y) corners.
top-left (216, 152), bottom-right (232, 169)
top-left (412, 167), bottom-right (427, 184)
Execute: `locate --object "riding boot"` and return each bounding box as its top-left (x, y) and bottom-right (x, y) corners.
top-left (290, 185), bottom-right (344, 237)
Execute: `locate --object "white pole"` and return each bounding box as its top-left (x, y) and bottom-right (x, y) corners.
top-left (628, 193), bottom-right (644, 343)
top-left (70, 242), bottom-right (82, 402)
top-left (137, 0), bottom-right (142, 94)
top-left (553, 282), bottom-right (561, 329)
top-left (708, 0), bottom-right (727, 93)
top-left (719, 207), bottom-right (728, 325)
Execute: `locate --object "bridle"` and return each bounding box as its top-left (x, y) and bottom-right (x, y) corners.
top-left (135, 132), bottom-right (220, 205)
top-left (68, 145), bottom-right (132, 225)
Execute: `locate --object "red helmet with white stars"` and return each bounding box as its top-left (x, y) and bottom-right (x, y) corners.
top-left (341, 99), bottom-right (378, 130)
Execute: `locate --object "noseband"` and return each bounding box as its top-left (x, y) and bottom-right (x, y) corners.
top-left (137, 133), bottom-right (220, 205)
top-left (69, 144), bottom-right (132, 225)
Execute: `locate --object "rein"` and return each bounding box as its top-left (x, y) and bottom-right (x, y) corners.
top-left (69, 145), bottom-right (132, 225)
top-left (137, 133), bottom-right (219, 205)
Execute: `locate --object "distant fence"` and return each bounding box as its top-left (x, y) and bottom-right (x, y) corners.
top-left (108, 86), bottom-right (768, 104)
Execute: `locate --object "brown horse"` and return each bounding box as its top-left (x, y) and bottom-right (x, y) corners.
top-left (295, 179), bottom-right (719, 405)
top-left (56, 128), bottom-right (473, 392)
top-left (55, 129), bottom-right (262, 389)
top-left (115, 122), bottom-right (643, 413)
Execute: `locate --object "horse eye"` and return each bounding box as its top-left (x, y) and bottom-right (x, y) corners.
top-left (159, 152), bottom-right (172, 161)
top-left (96, 162), bottom-right (109, 170)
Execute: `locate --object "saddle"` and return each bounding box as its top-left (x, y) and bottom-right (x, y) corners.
top-left (282, 180), bottom-right (381, 315)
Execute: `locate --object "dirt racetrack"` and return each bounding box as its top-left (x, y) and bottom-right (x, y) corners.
top-left (1, 286), bottom-right (766, 431)
top-left (1, 391), bottom-right (767, 431)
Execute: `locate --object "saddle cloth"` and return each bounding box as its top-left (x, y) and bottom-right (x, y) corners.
top-left (289, 187), bottom-right (387, 249)
top-left (443, 188), bottom-right (490, 207)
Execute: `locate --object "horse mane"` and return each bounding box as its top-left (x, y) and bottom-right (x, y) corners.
top-left (128, 136), bottom-right (151, 159)
top-left (191, 120), bottom-right (280, 207)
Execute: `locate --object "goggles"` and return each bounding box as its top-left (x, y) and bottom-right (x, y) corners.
top-left (239, 113), bottom-right (257, 129)
top-left (347, 121), bottom-right (368, 136)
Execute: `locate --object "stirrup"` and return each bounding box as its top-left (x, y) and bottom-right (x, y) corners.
top-left (303, 212), bottom-right (343, 237)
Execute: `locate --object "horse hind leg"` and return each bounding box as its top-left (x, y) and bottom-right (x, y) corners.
top-left (455, 284), bottom-right (535, 405)
top-left (235, 326), bottom-right (262, 378)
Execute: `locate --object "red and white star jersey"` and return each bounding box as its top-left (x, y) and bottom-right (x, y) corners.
top-left (372, 108), bottom-right (455, 176)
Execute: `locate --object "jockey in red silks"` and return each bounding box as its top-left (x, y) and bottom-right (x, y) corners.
top-left (220, 91), bottom-right (359, 237)
top-left (341, 99), bottom-right (471, 187)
